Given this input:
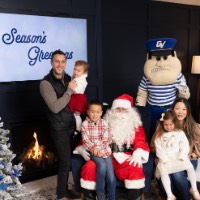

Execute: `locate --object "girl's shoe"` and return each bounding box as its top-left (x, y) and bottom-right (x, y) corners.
top-left (189, 188), bottom-right (200, 200)
top-left (167, 194), bottom-right (176, 200)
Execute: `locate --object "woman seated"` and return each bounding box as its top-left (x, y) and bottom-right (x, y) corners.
top-left (151, 97), bottom-right (200, 200)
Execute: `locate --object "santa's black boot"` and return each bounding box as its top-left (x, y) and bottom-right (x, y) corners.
top-left (127, 189), bottom-right (142, 200)
top-left (83, 189), bottom-right (96, 200)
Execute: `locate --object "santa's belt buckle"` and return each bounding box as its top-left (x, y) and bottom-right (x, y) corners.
top-left (111, 143), bottom-right (131, 152)
top-left (118, 146), bottom-right (126, 152)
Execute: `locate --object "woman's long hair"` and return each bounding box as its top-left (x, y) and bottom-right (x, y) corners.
top-left (171, 97), bottom-right (200, 156)
top-left (171, 97), bottom-right (198, 141)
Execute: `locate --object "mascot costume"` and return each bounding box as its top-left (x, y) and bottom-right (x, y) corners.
top-left (136, 38), bottom-right (190, 142)
top-left (72, 94), bottom-right (150, 200)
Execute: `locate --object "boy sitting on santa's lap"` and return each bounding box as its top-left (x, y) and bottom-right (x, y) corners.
top-left (72, 94), bottom-right (152, 200)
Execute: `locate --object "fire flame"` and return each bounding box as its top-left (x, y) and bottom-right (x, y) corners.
top-left (27, 132), bottom-right (48, 161)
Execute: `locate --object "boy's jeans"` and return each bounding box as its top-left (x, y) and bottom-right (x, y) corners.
top-left (91, 155), bottom-right (116, 200)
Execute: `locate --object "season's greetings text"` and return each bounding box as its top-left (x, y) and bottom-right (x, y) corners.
top-left (2, 28), bottom-right (73, 66)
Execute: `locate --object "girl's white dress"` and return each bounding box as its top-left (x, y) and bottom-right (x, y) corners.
top-left (155, 130), bottom-right (193, 178)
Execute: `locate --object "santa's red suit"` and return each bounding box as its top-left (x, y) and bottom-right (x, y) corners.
top-left (74, 94), bottom-right (150, 192)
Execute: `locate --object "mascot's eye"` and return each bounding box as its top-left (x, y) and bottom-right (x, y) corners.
top-left (156, 56), bottom-right (161, 61)
top-left (163, 55), bottom-right (168, 60)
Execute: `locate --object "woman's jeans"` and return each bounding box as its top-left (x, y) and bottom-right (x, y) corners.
top-left (91, 155), bottom-right (116, 200)
top-left (157, 159), bottom-right (198, 200)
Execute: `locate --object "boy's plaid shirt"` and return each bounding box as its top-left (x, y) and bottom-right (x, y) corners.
top-left (81, 117), bottom-right (112, 157)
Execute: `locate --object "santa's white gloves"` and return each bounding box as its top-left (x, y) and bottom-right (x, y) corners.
top-left (73, 145), bottom-right (90, 161)
top-left (128, 152), bottom-right (142, 168)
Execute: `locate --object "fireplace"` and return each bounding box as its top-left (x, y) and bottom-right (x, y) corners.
top-left (8, 119), bottom-right (58, 183)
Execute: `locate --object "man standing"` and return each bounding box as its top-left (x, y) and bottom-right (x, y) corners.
top-left (40, 50), bottom-right (79, 200)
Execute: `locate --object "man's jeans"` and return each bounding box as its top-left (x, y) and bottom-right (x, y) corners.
top-left (71, 154), bottom-right (86, 193)
top-left (50, 128), bottom-right (73, 199)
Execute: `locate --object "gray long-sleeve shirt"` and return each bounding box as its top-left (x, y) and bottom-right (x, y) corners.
top-left (40, 80), bottom-right (74, 114)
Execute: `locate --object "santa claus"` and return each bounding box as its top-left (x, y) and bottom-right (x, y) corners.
top-left (73, 94), bottom-right (150, 200)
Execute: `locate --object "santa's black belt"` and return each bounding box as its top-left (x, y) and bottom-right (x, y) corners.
top-left (111, 143), bottom-right (132, 153)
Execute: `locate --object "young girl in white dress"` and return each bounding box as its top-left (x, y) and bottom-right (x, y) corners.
top-left (153, 110), bottom-right (200, 200)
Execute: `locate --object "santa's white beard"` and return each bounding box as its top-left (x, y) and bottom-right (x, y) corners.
top-left (104, 108), bottom-right (142, 149)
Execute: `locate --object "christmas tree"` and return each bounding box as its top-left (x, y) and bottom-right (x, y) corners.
top-left (0, 118), bottom-right (23, 199)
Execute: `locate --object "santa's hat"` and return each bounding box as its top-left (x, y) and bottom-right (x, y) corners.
top-left (112, 94), bottom-right (134, 110)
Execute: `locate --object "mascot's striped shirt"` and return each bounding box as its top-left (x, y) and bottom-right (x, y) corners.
top-left (138, 73), bottom-right (186, 107)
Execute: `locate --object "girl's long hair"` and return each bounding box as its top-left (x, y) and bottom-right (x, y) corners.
top-left (150, 109), bottom-right (179, 152)
top-left (155, 110), bottom-right (179, 139)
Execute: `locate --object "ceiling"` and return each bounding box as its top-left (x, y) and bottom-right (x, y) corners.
top-left (153, 0), bottom-right (200, 6)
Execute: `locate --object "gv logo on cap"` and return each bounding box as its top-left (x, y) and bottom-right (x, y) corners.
top-left (156, 40), bottom-right (166, 49)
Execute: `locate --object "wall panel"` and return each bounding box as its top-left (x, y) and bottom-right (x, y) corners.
top-left (102, 0), bottom-right (148, 104)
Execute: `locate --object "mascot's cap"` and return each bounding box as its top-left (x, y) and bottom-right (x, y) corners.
top-left (112, 94), bottom-right (134, 110)
top-left (145, 38), bottom-right (177, 56)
